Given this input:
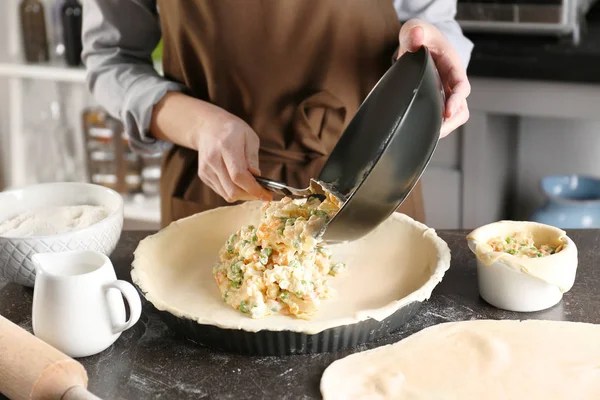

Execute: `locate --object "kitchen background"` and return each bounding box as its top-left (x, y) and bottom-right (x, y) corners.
top-left (1, 0), bottom-right (600, 231)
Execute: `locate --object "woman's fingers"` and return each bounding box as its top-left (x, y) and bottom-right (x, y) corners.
top-left (204, 167), bottom-right (233, 203)
top-left (223, 135), bottom-right (272, 201)
top-left (193, 109), bottom-right (272, 203)
top-left (213, 157), bottom-right (250, 203)
top-left (223, 155), bottom-right (272, 201)
top-left (245, 129), bottom-right (262, 175)
top-left (397, 19), bottom-right (471, 136)
top-left (445, 91), bottom-right (463, 120)
top-left (398, 24), bottom-right (425, 56)
top-left (440, 99), bottom-right (469, 138)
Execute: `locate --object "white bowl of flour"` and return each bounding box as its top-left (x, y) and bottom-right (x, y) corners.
top-left (0, 182), bottom-right (124, 287)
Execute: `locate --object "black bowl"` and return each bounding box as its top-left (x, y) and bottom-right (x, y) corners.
top-left (319, 46), bottom-right (444, 243)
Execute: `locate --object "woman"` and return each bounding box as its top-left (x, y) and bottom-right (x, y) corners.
top-left (82, 0), bottom-right (473, 227)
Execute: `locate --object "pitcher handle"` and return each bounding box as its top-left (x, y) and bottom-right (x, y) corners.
top-left (106, 280), bottom-right (142, 333)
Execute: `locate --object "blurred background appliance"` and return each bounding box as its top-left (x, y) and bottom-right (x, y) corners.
top-left (456, 0), bottom-right (599, 43)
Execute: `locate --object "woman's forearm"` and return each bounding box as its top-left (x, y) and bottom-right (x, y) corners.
top-left (150, 91), bottom-right (228, 151)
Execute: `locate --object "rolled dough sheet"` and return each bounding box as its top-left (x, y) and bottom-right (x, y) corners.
top-left (321, 320), bottom-right (600, 400)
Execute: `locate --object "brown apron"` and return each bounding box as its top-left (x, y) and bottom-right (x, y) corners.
top-left (156, 0), bottom-right (425, 227)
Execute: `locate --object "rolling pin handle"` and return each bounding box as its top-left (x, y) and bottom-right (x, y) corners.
top-left (61, 385), bottom-right (103, 400)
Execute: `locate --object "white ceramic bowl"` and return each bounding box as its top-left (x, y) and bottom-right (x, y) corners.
top-left (0, 182), bottom-right (124, 287)
top-left (467, 221), bottom-right (578, 312)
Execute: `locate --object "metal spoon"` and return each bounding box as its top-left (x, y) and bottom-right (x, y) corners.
top-left (254, 176), bottom-right (327, 201)
top-left (254, 176), bottom-right (348, 243)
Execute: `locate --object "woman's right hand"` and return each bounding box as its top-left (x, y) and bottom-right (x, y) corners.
top-left (150, 92), bottom-right (273, 203)
top-left (195, 110), bottom-right (273, 202)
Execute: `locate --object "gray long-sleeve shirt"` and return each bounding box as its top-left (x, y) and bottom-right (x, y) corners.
top-left (81, 0), bottom-right (473, 155)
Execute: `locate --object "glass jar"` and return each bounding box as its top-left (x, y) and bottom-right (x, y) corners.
top-left (61, 0), bottom-right (82, 66)
top-left (20, 0), bottom-right (50, 63)
top-left (125, 174), bottom-right (142, 194)
top-left (141, 165), bottom-right (161, 197)
top-left (91, 173), bottom-right (118, 191)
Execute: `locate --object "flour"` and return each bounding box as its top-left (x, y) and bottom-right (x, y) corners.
top-left (0, 205), bottom-right (109, 237)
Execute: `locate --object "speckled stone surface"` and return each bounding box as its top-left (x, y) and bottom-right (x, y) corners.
top-left (1, 230), bottom-right (599, 400)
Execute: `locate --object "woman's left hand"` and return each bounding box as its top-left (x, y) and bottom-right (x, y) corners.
top-left (397, 19), bottom-right (471, 138)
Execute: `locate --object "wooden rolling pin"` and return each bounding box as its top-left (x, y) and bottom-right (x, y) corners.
top-left (0, 315), bottom-right (102, 400)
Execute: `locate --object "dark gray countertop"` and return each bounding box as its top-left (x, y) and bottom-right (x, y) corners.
top-left (1, 230), bottom-right (599, 400)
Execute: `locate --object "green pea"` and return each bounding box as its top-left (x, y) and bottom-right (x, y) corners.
top-left (239, 301), bottom-right (249, 313)
top-left (258, 247), bottom-right (272, 265)
top-left (329, 262), bottom-right (346, 276)
top-left (309, 209), bottom-right (329, 220)
top-left (230, 261), bottom-right (242, 273)
top-left (285, 217), bottom-right (297, 226)
top-left (227, 233), bottom-right (238, 244)
top-left (317, 247), bottom-right (331, 257)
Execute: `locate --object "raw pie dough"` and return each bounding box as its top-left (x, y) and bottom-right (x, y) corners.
top-left (321, 319), bottom-right (600, 400)
top-left (131, 201), bottom-right (450, 334)
top-left (467, 221), bottom-right (577, 292)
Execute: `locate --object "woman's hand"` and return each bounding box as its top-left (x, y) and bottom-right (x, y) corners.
top-left (150, 92), bottom-right (273, 203)
top-left (397, 19), bottom-right (471, 138)
top-left (195, 110), bottom-right (273, 202)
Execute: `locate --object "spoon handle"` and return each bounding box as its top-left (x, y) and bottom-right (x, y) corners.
top-left (254, 176), bottom-right (310, 198)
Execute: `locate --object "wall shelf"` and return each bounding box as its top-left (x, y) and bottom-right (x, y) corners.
top-left (0, 59), bottom-right (86, 83)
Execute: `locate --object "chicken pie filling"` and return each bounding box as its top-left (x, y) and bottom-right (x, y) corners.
top-left (213, 194), bottom-right (347, 319)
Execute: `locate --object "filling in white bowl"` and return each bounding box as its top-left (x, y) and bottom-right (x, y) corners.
top-left (213, 193), bottom-right (345, 319)
top-left (467, 221), bottom-right (577, 292)
top-left (485, 231), bottom-right (565, 259)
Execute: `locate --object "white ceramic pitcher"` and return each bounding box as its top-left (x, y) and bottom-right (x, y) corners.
top-left (32, 250), bottom-right (142, 358)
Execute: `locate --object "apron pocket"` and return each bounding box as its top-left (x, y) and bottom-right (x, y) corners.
top-left (292, 90), bottom-right (347, 154)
